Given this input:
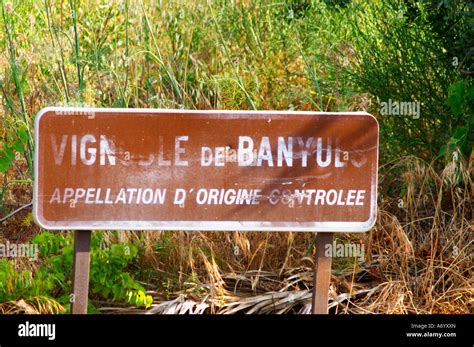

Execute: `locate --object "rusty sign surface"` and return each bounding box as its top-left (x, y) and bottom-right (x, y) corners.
top-left (33, 108), bottom-right (379, 232)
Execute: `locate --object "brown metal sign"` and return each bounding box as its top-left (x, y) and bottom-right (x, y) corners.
top-left (33, 108), bottom-right (378, 232)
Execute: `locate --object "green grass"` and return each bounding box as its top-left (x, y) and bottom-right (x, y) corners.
top-left (1, 0), bottom-right (469, 172)
top-left (0, 0), bottom-right (471, 313)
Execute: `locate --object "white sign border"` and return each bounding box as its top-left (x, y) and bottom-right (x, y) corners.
top-left (33, 107), bottom-right (379, 232)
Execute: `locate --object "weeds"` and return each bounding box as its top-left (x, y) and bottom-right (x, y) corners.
top-left (0, 0), bottom-right (471, 314)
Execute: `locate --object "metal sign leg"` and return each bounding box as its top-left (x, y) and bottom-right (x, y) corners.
top-left (71, 230), bottom-right (92, 314)
top-left (312, 232), bottom-right (334, 314)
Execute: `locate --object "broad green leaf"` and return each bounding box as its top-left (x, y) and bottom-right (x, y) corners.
top-left (4, 147), bottom-right (14, 160)
top-left (0, 149), bottom-right (13, 172)
top-left (145, 295), bottom-right (153, 309)
top-left (446, 80), bottom-right (464, 118)
top-left (13, 140), bottom-right (23, 154)
top-left (18, 126), bottom-right (29, 143)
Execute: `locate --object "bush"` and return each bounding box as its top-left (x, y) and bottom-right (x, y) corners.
top-left (0, 231), bottom-right (152, 313)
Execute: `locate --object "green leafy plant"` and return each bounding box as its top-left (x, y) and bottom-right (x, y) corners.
top-left (441, 79), bottom-right (474, 158)
top-left (0, 231), bottom-right (152, 313)
top-left (127, 289), bottom-right (153, 309)
top-left (0, 122), bottom-right (29, 173)
top-left (0, 1), bottom-right (34, 178)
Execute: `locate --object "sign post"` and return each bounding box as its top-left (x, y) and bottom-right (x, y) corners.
top-left (34, 108), bottom-right (379, 314)
top-left (71, 230), bottom-right (91, 314)
top-left (312, 232), bottom-right (334, 314)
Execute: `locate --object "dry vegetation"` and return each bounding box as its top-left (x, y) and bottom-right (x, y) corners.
top-left (3, 156), bottom-right (471, 314)
top-left (91, 156), bottom-right (472, 314)
top-left (0, 0), bottom-right (472, 314)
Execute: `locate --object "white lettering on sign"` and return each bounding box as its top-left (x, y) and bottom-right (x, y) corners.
top-left (268, 189), bottom-right (365, 206)
top-left (277, 136), bottom-right (293, 167)
top-left (238, 136), bottom-right (254, 166)
top-left (51, 134), bottom-right (351, 168)
top-left (236, 136), bottom-right (344, 168)
top-left (196, 188), bottom-right (262, 205)
top-left (297, 137), bottom-right (313, 167)
top-left (51, 134), bottom-right (116, 166)
top-left (51, 135), bottom-right (68, 165)
top-left (49, 188), bottom-right (167, 205)
top-left (47, 187), bottom-right (366, 207)
top-left (34, 108), bottom-right (379, 232)
top-left (201, 147), bottom-right (213, 166)
top-left (174, 136), bottom-right (189, 166)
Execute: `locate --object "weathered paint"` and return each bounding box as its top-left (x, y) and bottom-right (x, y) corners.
top-left (34, 108), bottom-right (379, 232)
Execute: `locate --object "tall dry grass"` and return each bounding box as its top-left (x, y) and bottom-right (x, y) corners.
top-left (0, 0), bottom-right (472, 314)
top-left (93, 155), bottom-right (472, 314)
